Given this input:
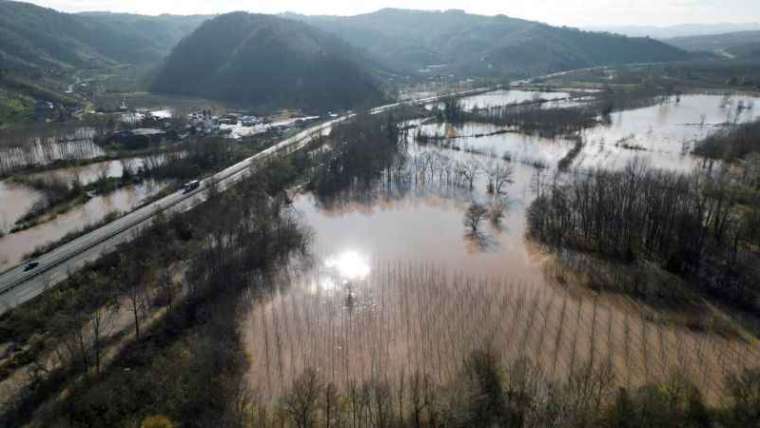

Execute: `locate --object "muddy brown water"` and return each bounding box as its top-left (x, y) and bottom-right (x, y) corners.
top-left (242, 92), bottom-right (760, 404)
top-left (0, 180), bottom-right (167, 270)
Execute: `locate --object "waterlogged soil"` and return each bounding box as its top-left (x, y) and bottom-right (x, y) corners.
top-left (0, 127), bottom-right (103, 174)
top-left (243, 125), bottom-right (759, 405)
top-left (578, 94), bottom-right (760, 171)
top-left (0, 180), bottom-right (44, 233)
top-left (0, 180), bottom-right (167, 270)
top-left (424, 93), bottom-right (760, 172)
top-left (26, 156), bottom-right (159, 186)
top-left (416, 121), bottom-right (575, 167)
top-left (459, 89), bottom-right (573, 110)
top-left (0, 156), bottom-right (158, 234)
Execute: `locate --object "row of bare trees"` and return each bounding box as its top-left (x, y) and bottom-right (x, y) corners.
top-left (467, 103), bottom-right (598, 138)
top-left (309, 113), bottom-right (406, 198)
top-left (694, 119), bottom-right (760, 162)
top-left (528, 159), bottom-right (760, 307)
top-left (246, 350), bottom-right (759, 428)
top-left (0, 132), bottom-right (103, 175)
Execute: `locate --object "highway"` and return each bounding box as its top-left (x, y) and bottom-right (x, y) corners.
top-left (0, 87), bottom-right (491, 314)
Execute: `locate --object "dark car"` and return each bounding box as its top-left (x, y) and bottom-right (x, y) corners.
top-left (23, 262), bottom-right (40, 272)
top-left (183, 180), bottom-right (201, 194)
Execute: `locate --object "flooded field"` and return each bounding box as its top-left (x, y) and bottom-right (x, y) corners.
top-left (0, 156), bottom-right (160, 232)
top-left (0, 179), bottom-right (166, 270)
top-left (27, 156), bottom-right (157, 186)
top-left (242, 90), bottom-right (760, 405)
top-left (0, 180), bottom-right (44, 233)
top-left (416, 121), bottom-right (575, 167)
top-left (578, 94), bottom-right (760, 171)
top-left (421, 93), bottom-right (760, 172)
top-left (460, 89), bottom-right (572, 110)
top-left (0, 127), bottom-right (103, 175)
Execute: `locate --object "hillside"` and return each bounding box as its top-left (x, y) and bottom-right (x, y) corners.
top-left (76, 12), bottom-right (211, 63)
top-left (665, 30), bottom-right (760, 60)
top-left (0, 1), bottom-right (206, 70)
top-left (151, 13), bottom-right (386, 112)
top-left (293, 8), bottom-right (690, 77)
top-left (587, 23), bottom-right (760, 39)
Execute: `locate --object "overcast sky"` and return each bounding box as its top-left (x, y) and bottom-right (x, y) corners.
top-left (26, 0), bottom-right (760, 27)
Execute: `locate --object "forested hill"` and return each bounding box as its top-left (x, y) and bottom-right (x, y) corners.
top-left (151, 13), bottom-right (386, 112)
top-left (665, 31), bottom-right (760, 61)
top-left (292, 8), bottom-right (691, 77)
top-left (0, 0), bottom-right (207, 70)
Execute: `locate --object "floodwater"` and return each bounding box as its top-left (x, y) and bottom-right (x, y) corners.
top-left (416, 121), bottom-right (575, 167)
top-left (0, 180), bottom-right (166, 270)
top-left (0, 156), bottom-right (162, 233)
top-left (243, 125), bottom-right (759, 405)
top-left (27, 156), bottom-right (158, 186)
top-left (0, 180), bottom-right (44, 234)
top-left (460, 89), bottom-right (572, 110)
top-left (577, 94), bottom-right (760, 172)
top-left (0, 127), bottom-right (103, 175)
top-left (426, 89), bottom-right (581, 113)
top-left (421, 93), bottom-right (760, 172)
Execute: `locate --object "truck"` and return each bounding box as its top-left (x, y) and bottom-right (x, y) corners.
top-left (183, 180), bottom-right (201, 194)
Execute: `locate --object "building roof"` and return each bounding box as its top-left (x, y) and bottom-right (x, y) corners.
top-left (131, 128), bottom-right (165, 136)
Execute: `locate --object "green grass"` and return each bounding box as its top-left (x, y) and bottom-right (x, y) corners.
top-left (0, 91), bottom-right (34, 128)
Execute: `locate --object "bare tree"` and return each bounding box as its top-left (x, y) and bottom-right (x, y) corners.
top-left (91, 291), bottom-right (119, 375)
top-left (464, 203), bottom-right (488, 234)
top-left (52, 309), bottom-right (90, 372)
top-left (118, 254), bottom-right (147, 339)
top-left (284, 368), bottom-right (323, 428)
top-left (486, 161), bottom-right (514, 194)
top-left (457, 159), bottom-right (482, 190)
top-left (489, 200), bottom-right (507, 225)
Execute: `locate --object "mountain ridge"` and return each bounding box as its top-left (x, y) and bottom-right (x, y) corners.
top-left (151, 12), bottom-right (386, 112)
top-left (0, 0), bottom-right (208, 70)
top-left (290, 8), bottom-right (690, 77)
top-left (664, 30), bottom-right (760, 61)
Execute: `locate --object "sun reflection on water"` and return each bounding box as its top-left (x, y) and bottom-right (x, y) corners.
top-left (324, 250), bottom-right (371, 281)
top-left (310, 250), bottom-right (371, 292)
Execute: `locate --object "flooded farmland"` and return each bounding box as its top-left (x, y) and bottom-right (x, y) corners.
top-left (578, 94), bottom-right (760, 171)
top-left (242, 90), bottom-right (760, 404)
top-left (460, 89), bottom-right (573, 110)
top-left (26, 156), bottom-right (159, 186)
top-left (0, 126), bottom-right (104, 175)
top-left (0, 179), bottom-right (167, 270)
top-left (0, 155), bottom-right (163, 229)
top-left (0, 180), bottom-right (44, 233)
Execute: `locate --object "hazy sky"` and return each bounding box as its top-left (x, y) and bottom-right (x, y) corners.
top-left (26, 0), bottom-right (760, 27)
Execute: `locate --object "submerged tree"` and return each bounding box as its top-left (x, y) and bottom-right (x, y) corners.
top-left (486, 160), bottom-right (514, 195)
top-left (464, 202), bottom-right (488, 234)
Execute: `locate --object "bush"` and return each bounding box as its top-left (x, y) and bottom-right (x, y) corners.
top-left (141, 415), bottom-right (174, 428)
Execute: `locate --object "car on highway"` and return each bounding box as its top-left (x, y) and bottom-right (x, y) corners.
top-left (182, 180), bottom-right (201, 194)
top-left (23, 261), bottom-right (40, 272)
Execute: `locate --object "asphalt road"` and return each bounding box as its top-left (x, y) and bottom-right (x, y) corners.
top-left (0, 88), bottom-right (490, 314)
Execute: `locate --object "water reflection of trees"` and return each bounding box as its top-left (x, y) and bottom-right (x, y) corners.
top-left (0, 126), bottom-right (104, 175)
top-left (311, 153), bottom-right (487, 214)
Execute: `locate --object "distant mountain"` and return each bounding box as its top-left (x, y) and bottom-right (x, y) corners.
top-left (76, 12), bottom-right (211, 62)
top-left (587, 23), bottom-right (760, 39)
top-left (151, 13), bottom-right (386, 112)
top-left (0, 1), bottom-right (207, 70)
top-left (291, 9), bottom-right (690, 77)
top-left (665, 31), bottom-right (760, 60)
